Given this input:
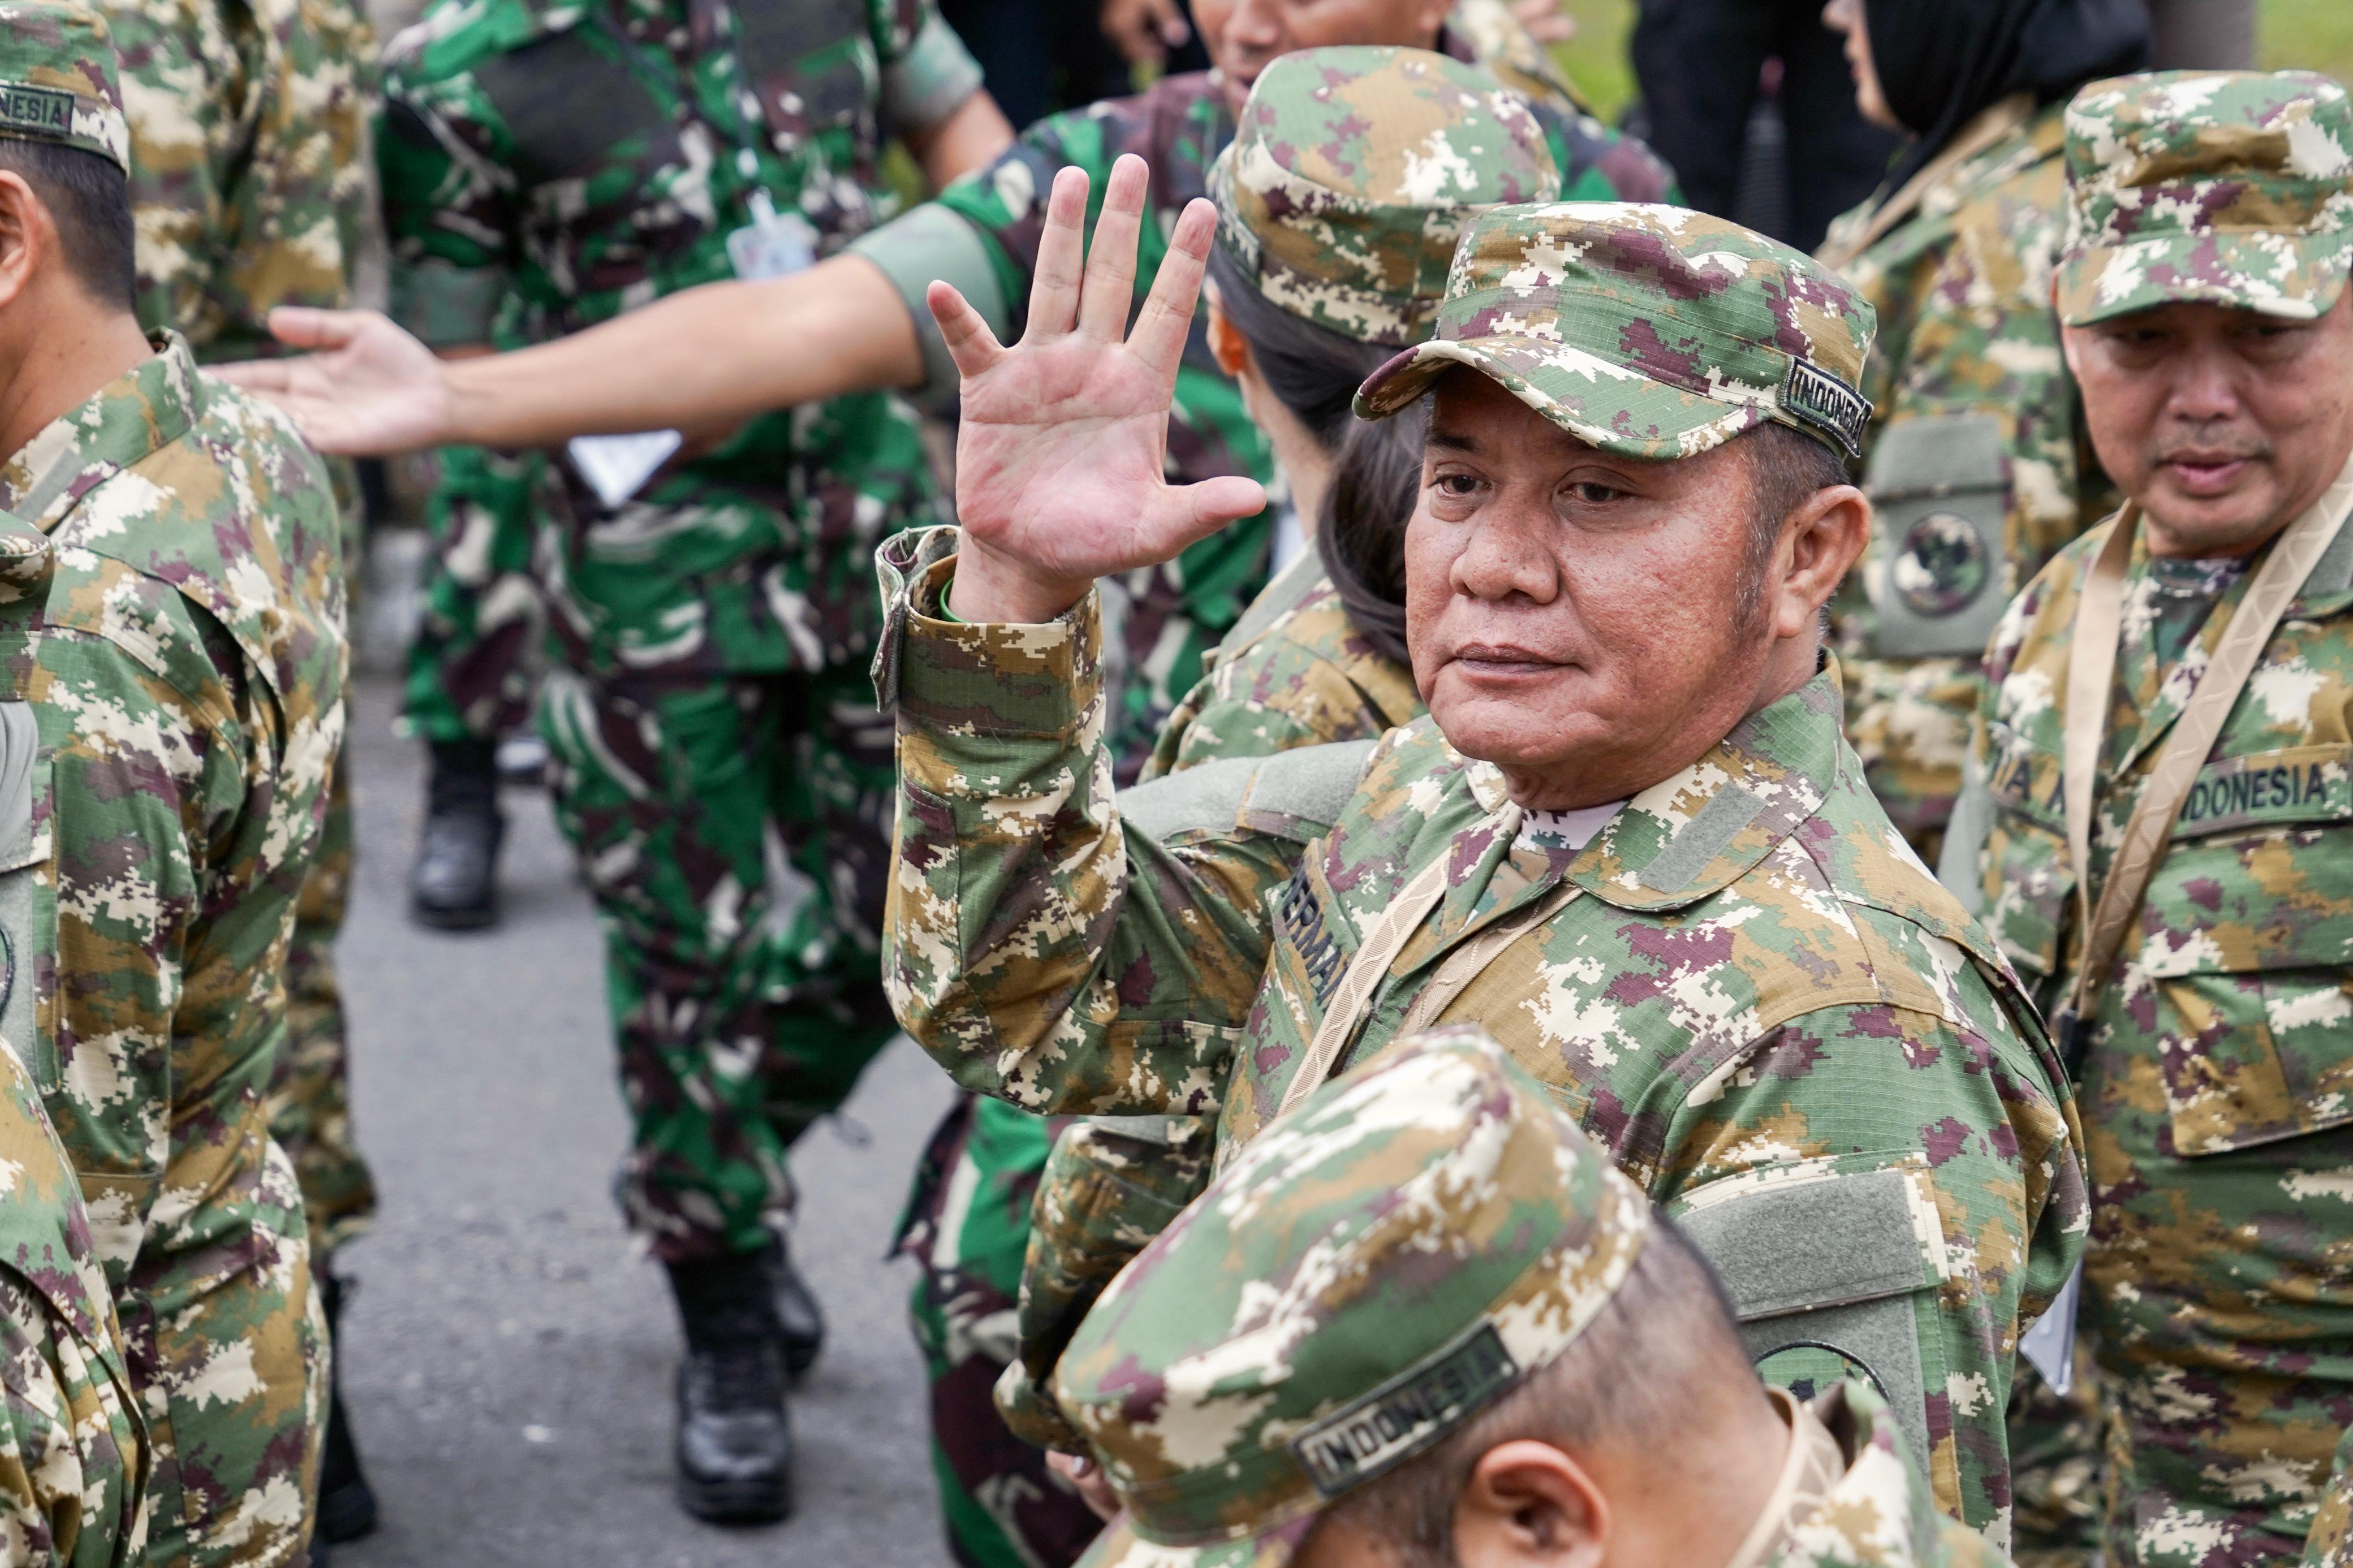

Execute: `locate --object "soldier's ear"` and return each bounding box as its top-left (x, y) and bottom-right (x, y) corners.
top-left (1451, 1440), bottom-right (1609, 1568)
top-left (0, 172), bottom-right (44, 316)
top-left (1205, 292), bottom-right (1251, 379)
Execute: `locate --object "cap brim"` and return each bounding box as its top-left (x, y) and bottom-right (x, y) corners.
top-left (1354, 335), bottom-right (1768, 460)
top-left (2058, 230), bottom-right (2353, 326)
top-left (1075, 1509), bottom-right (1321, 1568)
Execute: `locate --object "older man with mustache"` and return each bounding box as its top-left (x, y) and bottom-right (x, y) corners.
top-left (876, 165), bottom-right (2090, 1542)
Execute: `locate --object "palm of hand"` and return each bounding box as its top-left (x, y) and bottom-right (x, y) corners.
top-left (954, 329), bottom-right (1180, 583)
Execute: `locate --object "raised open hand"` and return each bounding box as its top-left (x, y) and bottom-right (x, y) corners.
top-left (928, 154), bottom-right (1266, 624)
top-left (209, 308), bottom-right (456, 457)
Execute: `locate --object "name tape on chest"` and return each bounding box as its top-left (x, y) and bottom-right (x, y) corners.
top-left (2171, 745), bottom-right (2351, 839)
top-left (1277, 869), bottom-right (1350, 1007)
top-left (1290, 1323), bottom-right (1519, 1497)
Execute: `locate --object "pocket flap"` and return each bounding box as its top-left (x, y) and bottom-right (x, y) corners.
top-left (1671, 1156), bottom-right (1946, 1320)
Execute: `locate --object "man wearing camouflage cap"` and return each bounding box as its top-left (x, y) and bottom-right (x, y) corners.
top-left (880, 169), bottom-right (2089, 1540)
top-left (0, 6), bottom-right (346, 1565)
top-left (1054, 1025), bottom-right (2006, 1568)
top-left (1947, 69), bottom-right (2353, 1565)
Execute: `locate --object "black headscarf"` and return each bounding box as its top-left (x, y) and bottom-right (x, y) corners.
top-left (1863, 0), bottom-right (2152, 192)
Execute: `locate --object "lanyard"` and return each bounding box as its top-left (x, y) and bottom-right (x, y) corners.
top-left (2054, 450), bottom-right (2353, 1069)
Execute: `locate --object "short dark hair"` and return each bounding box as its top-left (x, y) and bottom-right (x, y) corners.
top-left (1320, 1221), bottom-right (1759, 1568)
top-left (1736, 422), bottom-right (1854, 628)
top-left (0, 137), bottom-right (137, 310)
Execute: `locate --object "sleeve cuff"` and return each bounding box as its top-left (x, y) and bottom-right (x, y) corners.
top-left (389, 258), bottom-right (511, 348)
top-left (880, 12), bottom-right (987, 137)
top-left (847, 204), bottom-right (1007, 409)
top-left (872, 527), bottom-right (1103, 740)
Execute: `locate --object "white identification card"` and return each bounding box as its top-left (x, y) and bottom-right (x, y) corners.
top-left (2018, 1260), bottom-right (2082, 1395)
top-left (566, 429), bottom-right (684, 508)
top-left (727, 188), bottom-right (818, 282)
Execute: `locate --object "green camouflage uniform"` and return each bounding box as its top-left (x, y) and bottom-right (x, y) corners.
top-left (1955, 70), bottom-right (2353, 1567)
top-left (381, 0), bottom-right (982, 1263)
top-left (0, 15), bottom-right (345, 1566)
top-left (881, 202), bottom-right (2093, 1544)
top-left (887, 47), bottom-right (1668, 1568)
top-left (844, 18), bottom-right (1670, 781)
top-left (0, 519), bottom-right (145, 1568)
top-left (1818, 98), bottom-right (2115, 869)
top-left (106, 0), bottom-right (381, 1263)
top-left (1057, 1026), bottom-right (2009, 1568)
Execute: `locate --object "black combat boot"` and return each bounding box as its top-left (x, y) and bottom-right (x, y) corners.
top-left (767, 1236), bottom-right (825, 1379)
top-left (668, 1251), bottom-right (794, 1523)
top-left (408, 739), bottom-right (504, 930)
top-left (316, 1265), bottom-right (379, 1544)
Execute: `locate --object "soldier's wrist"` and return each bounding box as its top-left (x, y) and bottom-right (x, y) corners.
top-left (947, 536), bottom-right (1091, 625)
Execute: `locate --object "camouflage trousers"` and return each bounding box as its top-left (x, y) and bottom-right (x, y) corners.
top-left (268, 754), bottom-right (378, 1259)
top-left (132, 1132), bottom-right (329, 1568)
top-left (540, 663), bottom-right (900, 1262)
top-left (897, 1094), bottom-right (1102, 1568)
top-left (399, 447), bottom-right (548, 746)
top-left (2007, 1348), bottom-right (2106, 1567)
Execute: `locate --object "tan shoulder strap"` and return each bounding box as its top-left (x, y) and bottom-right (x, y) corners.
top-left (1278, 853), bottom-right (1459, 1118)
top-left (1817, 94), bottom-right (2035, 270)
top-left (2062, 456), bottom-right (2353, 1040)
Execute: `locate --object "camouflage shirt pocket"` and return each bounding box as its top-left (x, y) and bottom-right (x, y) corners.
top-left (2140, 745), bottom-right (2353, 1157)
top-left (1982, 720), bottom-right (2073, 987)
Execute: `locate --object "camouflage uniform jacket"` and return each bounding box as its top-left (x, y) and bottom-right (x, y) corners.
top-left (108, 0), bottom-right (375, 362)
top-left (880, 539), bottom-right (2090, 1539)
top-left (1969, 513), bottom-right (2353, 1564)
top-left (1818, 98), bottom-right (2111, 843)
top-left (0, 335), bottom-right (346, 1284)
top-left (381, 0), bottom-right (980, 679)
top-left (1138, 563), bottom-right (1423, 780)
top-left (852, 53), bottom-right (1673, 774)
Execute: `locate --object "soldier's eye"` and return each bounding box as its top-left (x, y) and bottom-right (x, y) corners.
top-left (1564, 482), bottom-right (1623, 506)
top-left (1433, 473), bottom-right (1482, 497)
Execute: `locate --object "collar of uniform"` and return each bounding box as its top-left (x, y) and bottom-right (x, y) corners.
top-left (1555, 663), bottom-right (1846, 913)
top-left (0, 331), bottom-right (199, 533)
top-left (1762, 1379), bottom-right (1940, 1568)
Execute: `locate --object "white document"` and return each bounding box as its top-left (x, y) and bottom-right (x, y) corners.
top-left (2018, 1260), bottom-right (2082, 1394)
top-left (566, 429), bottom-right (683, 508)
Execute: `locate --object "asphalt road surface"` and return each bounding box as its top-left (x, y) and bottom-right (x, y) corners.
top-left (331, 673), bottom-right (959, 1567)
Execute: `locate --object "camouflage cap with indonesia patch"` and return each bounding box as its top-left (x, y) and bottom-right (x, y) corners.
top-left (2057, 69), bottom-right (2353, 326)
top-left (1354, 202), bottom-right (1877, 459)
top-left (1053, 1026), bottom-right (1651, 1568)
top-left (0, 2), bottom-right (129, 174)
top-left (1207, 46), bottom-right (1562, 348)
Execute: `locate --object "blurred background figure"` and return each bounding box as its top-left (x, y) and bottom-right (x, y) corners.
top-left (1627, 0), bottom-right (1898, 251)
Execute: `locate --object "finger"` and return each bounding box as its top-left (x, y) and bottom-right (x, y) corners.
top-left (927, 280), bottom-right (1007, 379)
top-left (1147, 0), bottom-right (1188, 46)
top-left (1025, 166), bottom-right (1092, 340)
top-left (207, 357), bottom-right (293, 393)
top-left (1078, 155), bottom-right (1149, 340)
top-left (1126, 196), bottom-right (1215, 381)
top-left (266, 305), bottom-right (367, 351)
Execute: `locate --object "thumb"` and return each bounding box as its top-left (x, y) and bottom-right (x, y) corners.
top-left (1150, 474), bottom-right (1265, 547)
top-left (267, 306), bottom-right (367, 352)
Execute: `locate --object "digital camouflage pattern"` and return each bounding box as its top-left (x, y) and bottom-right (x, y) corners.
top-left (0, 2), bottom-right (131, 172)
top-left (1818, 98), bottom-right (2114, 858)
top-left (106, 0), bottom-right (382, 1265)
top-left (2057, 70), bottom-right (2353, 326)
top-left (864, 38), bottom-right (1671, 776)
top-left (878, 528), bottom-right (2089, 1540)
top-left (1356, 202), bottom-right (1877, 460)
top-left (0, 1034), bottom-right (145, 1568)
top-left (0, 338), bottom-right (344, 1568)
top-left (2311, 1442), bottom-right (2353, 1568)
top-left (1208, 46), bottom-right (1560, 347)
top-left (0, 518), bottom-right (144, 1568)
top-left (1966, 504), bottom-right (2353, 1567)
top-left (1143, 575), bottom-right (1424, 780)
top-left (1059, 1029), bottom-right (1650, 1565)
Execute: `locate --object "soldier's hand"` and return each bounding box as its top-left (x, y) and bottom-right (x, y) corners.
top-left (926, 154), bottom-right (1266, 624)
top-left (210, 309), bottom-right (455, 457)
top-left (1048, 1451), bottom-right (1120, 1521)
top-left (1510, 0), bottom-right (1575, 44)
top-left (1100, 0), bottom-right (1189, 68)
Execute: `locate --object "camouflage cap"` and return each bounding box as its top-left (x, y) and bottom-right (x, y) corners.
top-left (2058, 70), bottom-right (2353, 325)
top-left (0, 3), bottom-right (128, 174)
top-left (1206, 46), bottom-right (1562, 348)
top-left (1054, 1026), bottom-right (1652, 1568)
top-left (1354, 202), bottom-right (1877, 459)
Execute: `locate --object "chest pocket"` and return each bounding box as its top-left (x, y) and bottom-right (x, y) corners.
top-left (1979, 719), bottom-right (2073, 987)
top-left (734, 0), bottom-right (879, 238)
top-left (472, 24), bottom-right (696, 284)
top-left (2138, 744), bottom-right (2353, 1156)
